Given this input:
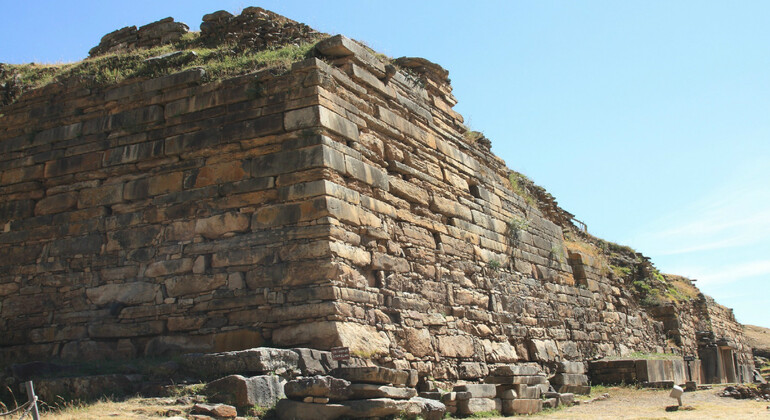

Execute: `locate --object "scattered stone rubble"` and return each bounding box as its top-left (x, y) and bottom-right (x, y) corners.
top-left (199, 7), bottom-right (320, 50)
top-left (89, 17), bottom-right (189, 56)
top-left (721, 383), bottom-right (770, 401)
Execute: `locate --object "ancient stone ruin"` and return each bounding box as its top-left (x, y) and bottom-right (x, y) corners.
top-left (0, 7), bottom-right (759, 418)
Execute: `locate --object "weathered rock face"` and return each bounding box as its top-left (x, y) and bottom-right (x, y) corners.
top-left (0, 8), bottom-right (754, 382)
top-left (199, 7), bottom-right (320, 51)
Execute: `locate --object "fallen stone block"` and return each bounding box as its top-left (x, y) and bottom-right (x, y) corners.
top-left (559, 392), bottom-right (575, 406)
top-left (554, 384), bottom-right (591, 395)
top-left (181, 347), bottom-right (300, 379)
top-left (284, 375), bottom-right (352, 401)
top-left (502, 398), bottom-right (543, 415)
top-left (275, 399), bottom-right (350, 420)
top-left (407, 396), bottom-right (447, 420)
top-left (292, 348), bottom-right (338, 375)
top-left (345, 397), bottom-right (417, 418)
top-left (453, 383), bottom-right (496, 398)
top-left (457, 397), bottom-right (502, 416)
top-left (543, 397), bottom-right (559, 408)
top-left (191, 403), bottom-right (238, 418)
top-left (204, 374), bottom-right (285, 409)
top-left (330, 366), bottom-right (409, 385)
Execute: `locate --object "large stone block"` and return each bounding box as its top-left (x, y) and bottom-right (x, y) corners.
top-left (502, 398), bottom-right (542, 415)
top-left (348, 383), bottom-right (417, 400)
top-left (457, 397), bottom-right (501, 416)
top-left (275, 400), bottom-right (350, 420)
top-left (284, 375), bottom-right (352, 401)
top-left (331, 366), bottom-right (409, 386)
top-left (195, 212), bottom-right (250, 239)
top-left (205, 374), bottom-right (285, 408)
top-left (285, 106), bottom-right (359, 141)
top-left (35, 193), bottom-right (77, 215)
top-left (453, 384), bottom-right (496, 399)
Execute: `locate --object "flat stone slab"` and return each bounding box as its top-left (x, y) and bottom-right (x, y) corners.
top-left (452, 383), bottom-right (496, 398)
top-left (181, 347), bottom-right (300, 379)
top-left (276, 399), bottom-right (350, 420)
top-left (330, 366), bottom-right (409, 386)
top-left (349, 383), bottom-right (417, 400)
top-left (489, 363), bottom-right (542, 377)
top-left (485, 374), bottom-right (548, 385)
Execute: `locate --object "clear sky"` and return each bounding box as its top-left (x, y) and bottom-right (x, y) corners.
top-left (2, 1), bottom-right (768, 327)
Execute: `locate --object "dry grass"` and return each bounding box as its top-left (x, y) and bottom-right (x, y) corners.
top-left (1, 32), bottom-right (325, 106)
top-left (40, 396), bottom-right (188, 419)
top-left (744, 324), bottom-right (770, 354)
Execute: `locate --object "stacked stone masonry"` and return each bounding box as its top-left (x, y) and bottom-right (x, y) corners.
top-left (0, 12), bottom-right (754, 384)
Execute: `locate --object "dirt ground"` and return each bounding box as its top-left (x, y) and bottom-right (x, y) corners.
top-left (529, 386), bottom-right (769, 420)
top-left (36, 386), bottom-right (769, 419)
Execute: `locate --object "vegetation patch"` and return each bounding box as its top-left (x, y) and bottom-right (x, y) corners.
top-left (507, 171), bottom-right (537, 207)
top-left (1, 31), bottom-right (326, 106)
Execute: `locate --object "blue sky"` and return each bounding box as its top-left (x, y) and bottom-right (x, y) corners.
top-left (2, 1), bottom-right (768, 327)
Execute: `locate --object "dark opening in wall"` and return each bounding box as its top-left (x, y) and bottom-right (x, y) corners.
top-left (433, 232), bottom-right (442, 250)
top-left (469, 184), bottom-right (481, 199)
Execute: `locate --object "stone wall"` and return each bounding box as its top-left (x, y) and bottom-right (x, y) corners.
top-left (0, 12), bottom-right (755, 382)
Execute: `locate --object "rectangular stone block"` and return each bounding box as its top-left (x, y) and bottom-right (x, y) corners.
top-left (502, 399), bottom-right (542, 416)
top-left (452, 384), bottom-right (496, 399)
top-left (456, 397), bottom-right (501, 416)
top-left (78, 183), bottom-right (124, 208)
top-left (285, 106), bottom-right (359, 141)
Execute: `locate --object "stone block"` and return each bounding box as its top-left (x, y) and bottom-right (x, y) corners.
top-left (284, 375), bottom-right (352, 401)
top-left (348, 383), bottom-right (417, 400)
top-left (502, 398), bottom-right (542, 416)
top-left (330, 366), bottom-right (409, 386)
top-left (180, 347), bottom-right (301, 379)
top-left (457, 397), bottom-right (501, 416)
top-left (204, 374), bottom-right (285, 408)
top-left (285, 106), bottom-right (359, 141)
top-left (292, 348), bottom-right (338, 376)
top-left (543, 397), bottom-right (559, 409)
top-left (407, 397), bottom-right (447, 420)
top-left (275, 400), bottom-right (350, 420)
top-left (191, 403), bottom-right (237, 418)
top-left (452, 384), bottom-right (496, 398)
top-left (195, 212), bottom-right (250, 239)
top-left (436, 335), bottom-right (475, 358)
top-left (144, 258), bottom-right (193, 277)
top-left (558, 361), bottom-right (586, 374)
top-left (559, 392), bottom-right (575, 406)
top-left (550, 373), bottom-right (589, 386)
top-left (86, 282), bottom-right (159, 305)
top-left (35, 193), bottom-right (77, 215)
